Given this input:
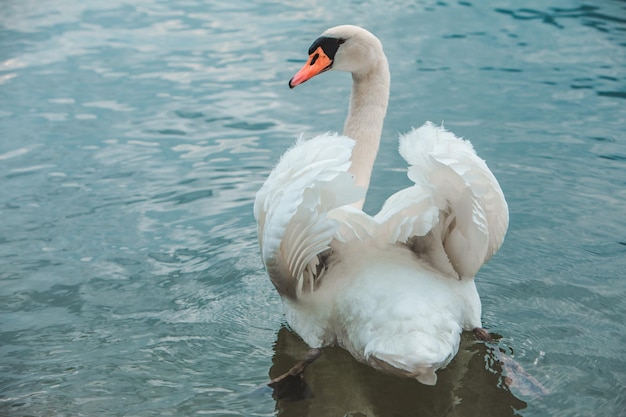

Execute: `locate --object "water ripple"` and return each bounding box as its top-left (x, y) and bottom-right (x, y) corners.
top-left (1, 0), bottom-right (625, 416)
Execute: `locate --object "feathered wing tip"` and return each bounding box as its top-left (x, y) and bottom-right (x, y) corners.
top-left (392, 122), bottom-right (509, 278)
top-left (254, 133), bottom-right (365, 299)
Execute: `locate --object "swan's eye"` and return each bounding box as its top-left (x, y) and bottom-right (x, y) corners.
top-left (338, 38), bottom-right (345, 45)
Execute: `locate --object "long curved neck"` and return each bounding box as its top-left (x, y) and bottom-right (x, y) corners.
top-left (343, 56), bottom-right (390, 210)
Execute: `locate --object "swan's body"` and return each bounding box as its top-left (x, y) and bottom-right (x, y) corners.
top-left (254, 25), bottom-right (508, 385)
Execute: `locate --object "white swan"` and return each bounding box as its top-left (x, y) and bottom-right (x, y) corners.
top-left (254, 25), bottom-right (508, 386)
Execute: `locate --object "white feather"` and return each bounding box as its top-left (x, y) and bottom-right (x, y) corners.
top-left (254, 133), bottom-right (364, 298)
top-left (388, 121), bottom-right (509, 278)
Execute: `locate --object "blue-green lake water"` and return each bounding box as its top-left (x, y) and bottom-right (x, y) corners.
top-left (1, 0), bottom-right (625, 416)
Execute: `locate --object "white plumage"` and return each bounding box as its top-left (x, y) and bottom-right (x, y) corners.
top-left (254, 25), bottom-right (508, 385)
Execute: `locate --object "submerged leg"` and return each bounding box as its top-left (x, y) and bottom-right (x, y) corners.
top-left (268, 348), bottom-right (322, 400)
top-left (498, 353), bottom-right (550, 397)
top-left (474, 328), bottom-right (550, 397)
top-left (473, 327), bottom-right (493, 342)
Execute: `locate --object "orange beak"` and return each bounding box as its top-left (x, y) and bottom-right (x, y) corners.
top-left (288, 46), bottom-right (333, 89)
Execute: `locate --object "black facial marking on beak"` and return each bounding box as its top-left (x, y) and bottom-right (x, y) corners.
top-left (310, 53), bottom-right (320, 66)
top-left (308, 36), bottom-right (344, 61)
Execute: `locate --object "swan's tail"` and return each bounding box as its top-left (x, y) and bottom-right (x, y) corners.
top-left (363, 328), bottom-right (460, 385)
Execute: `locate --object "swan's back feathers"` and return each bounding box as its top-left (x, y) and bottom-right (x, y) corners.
top-left (378, 122), bottom-right (509, 279)
top-left (254, 133), bottom-right (364, 299)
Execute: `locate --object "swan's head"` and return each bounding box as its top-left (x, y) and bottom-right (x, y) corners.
top-left (289, 25), bottom-right (384, 88)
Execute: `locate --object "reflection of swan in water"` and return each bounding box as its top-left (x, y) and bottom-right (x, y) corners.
top-left (269, 327), bottom-right (546, 417)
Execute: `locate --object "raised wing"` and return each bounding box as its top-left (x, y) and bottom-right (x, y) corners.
top-left (376, 122), bottom-right (509, 279)
top-left (254, 133), bottom-right (365, 299)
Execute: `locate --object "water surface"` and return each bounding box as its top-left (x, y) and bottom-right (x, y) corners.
top-left (1, 0), bottom-right (625, 416)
